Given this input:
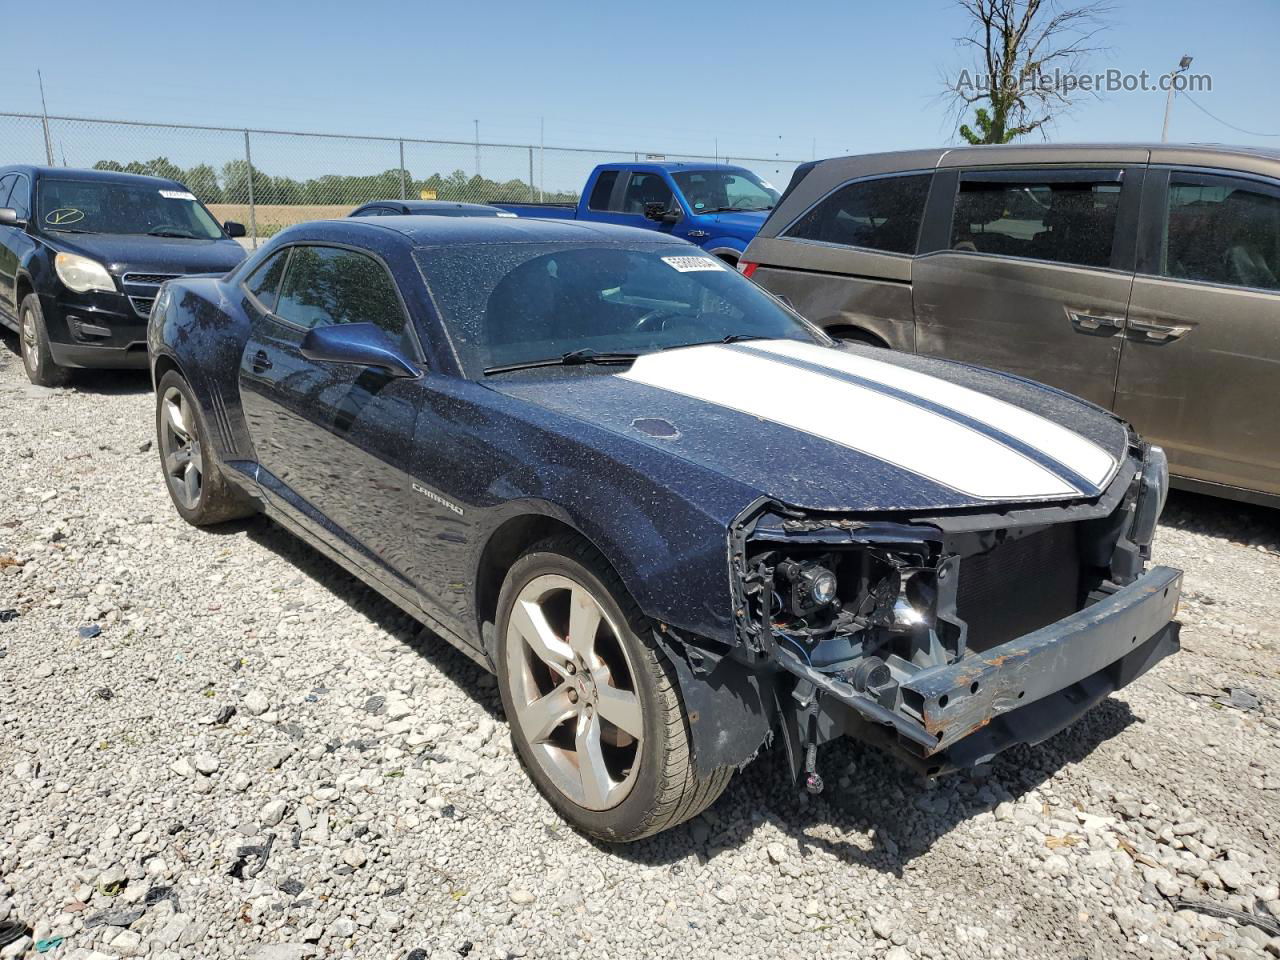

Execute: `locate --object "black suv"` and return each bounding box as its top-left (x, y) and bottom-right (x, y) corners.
top-left (0, 165), bottom-right (248, 385)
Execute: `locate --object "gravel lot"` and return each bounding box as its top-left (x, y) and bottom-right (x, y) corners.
top-left (2, 335), bottom-right (1279, 960)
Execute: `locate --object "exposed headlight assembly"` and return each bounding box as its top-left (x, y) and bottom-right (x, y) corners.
top-left (54, 252), bottom-right (116, 295)
top-left (777, 559), bottom-right (838, 618)
top-left (1130, 444), bottom-right (1169, 550)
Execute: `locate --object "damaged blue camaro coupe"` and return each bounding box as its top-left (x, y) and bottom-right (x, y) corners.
top-left (148, 216), bottom-right (1181, 841)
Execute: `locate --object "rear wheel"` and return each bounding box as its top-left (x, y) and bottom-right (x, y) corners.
top-left (155, 370), bottom-right (256, 526)
top-left (20, 295), bottom-right (70, 387)
top-left (495, 535), bottom-right (732, 841)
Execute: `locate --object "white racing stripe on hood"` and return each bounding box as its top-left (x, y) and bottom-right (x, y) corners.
top-left (619, 344), bottom-right (1078, 500)
top-left (751, 339), bottom-right (1117, 487)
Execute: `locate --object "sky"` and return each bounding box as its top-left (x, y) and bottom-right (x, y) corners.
top-left (5, 0), bottom-right (1278, 173)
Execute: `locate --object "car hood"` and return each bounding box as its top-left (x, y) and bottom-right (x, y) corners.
top-left (489, 339), bottom-right (1131, 513)
top-left (40, 231), bottom-right (246, 278)
top-left (692, 209), bottom-right (769, 236)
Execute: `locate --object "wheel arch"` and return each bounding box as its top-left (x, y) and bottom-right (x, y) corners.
top-left (822, 322), bottom-right (890, 348)
top-left (474, 510), bottom-right (624, 651)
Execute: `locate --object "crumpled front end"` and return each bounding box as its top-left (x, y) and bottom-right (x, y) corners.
top-left (728, 442), bottom-right (1180, 781)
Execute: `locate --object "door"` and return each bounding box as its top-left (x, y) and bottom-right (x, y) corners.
top-left (0, 174), bottom-right (18, 319)
top-left (237, 243), bottom-right (427, 597)
top-left (1115, 169), bottom-right (1280, 497)
top-left (589, 170), bottom-right (683, 236)
top-left (913, 166), bottom-right (1143, 409)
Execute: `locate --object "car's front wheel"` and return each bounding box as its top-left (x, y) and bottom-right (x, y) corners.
top-left (155, 370), bottom-right (256, 526)
top-left (495, 535), bottom-right (732, 841)
top-left (20, 295), bottom-right (70, 387)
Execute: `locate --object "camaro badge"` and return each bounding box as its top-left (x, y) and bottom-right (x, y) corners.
top-left (412, 482), bottom-right (464, 515)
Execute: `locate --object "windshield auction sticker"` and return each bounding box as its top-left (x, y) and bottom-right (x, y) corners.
top-left (662, 256), bottom-right (725, 272)
top-left (45, 208), bottom-right (85, 225)
top-left (159, 190), bottom-right (197, 201)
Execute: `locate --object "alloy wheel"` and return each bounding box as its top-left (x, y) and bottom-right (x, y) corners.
top-left (20, 305), bottom-right (38, 376)
top-left (159, 386), bottom-right (204, 511)
top-left (505, 574), bottom-right (645, 810)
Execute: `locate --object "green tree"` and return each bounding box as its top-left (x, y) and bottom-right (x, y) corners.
top-left (945, 0), bottom-right (1112, 144)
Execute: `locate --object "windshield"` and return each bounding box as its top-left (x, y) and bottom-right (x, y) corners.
top-left (672, 169), bottom-right (779, 214)
top-left (414, 242), bottom-right (825, 376)
top-left (36, 178), bottom-right (225, 239)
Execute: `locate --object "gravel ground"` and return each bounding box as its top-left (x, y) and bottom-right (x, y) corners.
top-left (1, 335), bottom-right (1279, 960)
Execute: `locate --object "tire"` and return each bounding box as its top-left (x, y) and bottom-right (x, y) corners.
top-left (19, 294), bottom-right (70, 387)
top-left (495, 534), bottom-right (732, 842)
top-left (827, 326), bottom-right (886, 348)
top-left (155, 370), bottom-right (256, 526)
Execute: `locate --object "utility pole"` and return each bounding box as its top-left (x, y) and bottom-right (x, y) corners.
top-left (539, 116), bottom-right (544, 201)
top-left (474, 119), bottom-right (481, 179)
top-left (37, 70), bottom-right (54, 165)
top-left (1162, 54), bottom-right (1194, 142)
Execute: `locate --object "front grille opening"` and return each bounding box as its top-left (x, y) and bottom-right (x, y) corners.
top-left (957, 524), bottom-right (1080, 653)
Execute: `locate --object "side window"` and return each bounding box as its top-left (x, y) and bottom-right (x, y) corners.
top-left (7, 176), bottom-right (31, 220)
top-left (1163, 174), bottom-right (1280, 291)
top-left (951, 172), bottom-right (1122, 268)
top-left (0, 175), bottom-right (14, 210)
top-left (587, 171), bottom-right (619, 211)
top-left (621, 172), bottom-right (675, 215)
top-left (245, 249), bottom-right (290, 311)
top-left (275, 245), bottom-right (412, 349)
top-left (785, 174), bottom-right (931, 255)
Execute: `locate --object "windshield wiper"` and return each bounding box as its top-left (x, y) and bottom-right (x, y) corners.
top-left (45, 226), bottom-right (98, 234)
top-left (663, 334), bottom-right (768, 351)
top-left (147, 228), bottom-right (201, 239)
top-left (483, 348), bottom-right (640, 376)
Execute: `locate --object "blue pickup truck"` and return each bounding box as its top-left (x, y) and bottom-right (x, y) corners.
top-left (496, 162), bottom-right (780, 265)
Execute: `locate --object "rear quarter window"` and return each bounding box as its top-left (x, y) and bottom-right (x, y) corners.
top-left (784, 173), bottom-right (931, 255)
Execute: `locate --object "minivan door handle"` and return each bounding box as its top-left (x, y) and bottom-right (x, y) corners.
top-left (1067, 310), bottom-right (1125, 333)
top-left (1127, 317), bottom-right (1192, 342)
top-left (251, 350), bottom-right (273, 373)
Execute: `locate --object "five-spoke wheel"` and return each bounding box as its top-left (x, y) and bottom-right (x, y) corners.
top-left (159, 385), bottom-right (204, 512)
top-left (496, 535), bottom-right (733, 841)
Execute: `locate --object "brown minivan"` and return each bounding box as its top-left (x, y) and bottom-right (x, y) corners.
top-left (741, 143), bottom-right (1280, 507)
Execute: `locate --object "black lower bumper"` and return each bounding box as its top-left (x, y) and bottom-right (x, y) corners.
top-left (777, 565), bottom-right (1183, 774)
top-left (44, 293), bottom-right (149, 369)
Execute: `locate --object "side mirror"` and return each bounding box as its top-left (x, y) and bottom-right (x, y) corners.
top-left (643, 201), bottom-right (681, 224)
top-left (223, 220), bottom-right (246, 238)
top-left (0, 208), bottom-right (24, 228)
top-left (299, 323), bottom-right (420, 378)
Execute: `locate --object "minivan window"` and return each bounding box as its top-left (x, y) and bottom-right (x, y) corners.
top-left (784, 174), bottom-right (931, 255)
top-left (588, 171), bottom-right (619, 211)
top-left (951, 174), bottom-right (1121, 268)
top-left (275, 245), bottom-right (411, 350)
top-left (1163, 174), bottom-right (1279, 291)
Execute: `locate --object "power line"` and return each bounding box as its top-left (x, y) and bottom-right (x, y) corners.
top-left (1180, 91), bottom-right (1280, 138)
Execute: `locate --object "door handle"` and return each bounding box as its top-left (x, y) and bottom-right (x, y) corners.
top-left (1127, 318), bottom-right (1191, 342)
top-left (1067, 310), bottom-right (1124, 333)
top-left (251, 350), bottom-right (273, 373)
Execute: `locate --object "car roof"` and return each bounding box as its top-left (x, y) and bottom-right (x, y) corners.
top-left (353, 199), bottom-right (505, 214)
top-left (344, 214), bottom-right (692, 246)
top-left (0, 164), bottom-right (189, 190)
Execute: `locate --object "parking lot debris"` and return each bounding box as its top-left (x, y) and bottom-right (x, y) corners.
top-left (77, 624), bottom-right (101, 639)
top-left (0, 609), bottom-right (19, 623)
top-left (0, 921), bottom-right (30, 948)
top-left (214, 704), bottom-right (236, 725)
top-left (363, 695), bottom-right (386, 715)
top-left (34, 936), bottom-right (64, 953)
top-left (93, 686), bottom-right (113, 701)
top-left (229, 832), bottom-right (276, 880)
top-left (1166, 896), bottom-right (1280, 938)
top-left (85, 905), bottom-right (145, 928)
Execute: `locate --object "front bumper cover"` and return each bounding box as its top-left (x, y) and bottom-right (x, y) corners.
top-left (775, 565), bottom-right (1182, 773)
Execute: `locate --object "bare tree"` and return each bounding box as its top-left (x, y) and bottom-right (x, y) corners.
top-left (944, 0), bottom-right (1113, 144)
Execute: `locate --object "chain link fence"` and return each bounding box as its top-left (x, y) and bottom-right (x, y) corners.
top-left (2, 112), bottom-right (803, 247)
